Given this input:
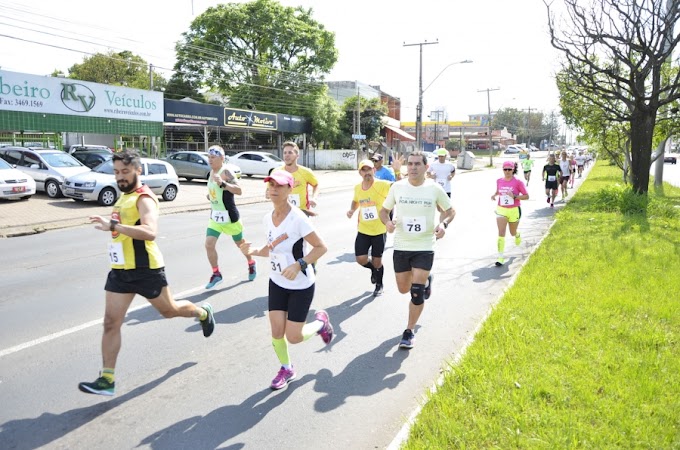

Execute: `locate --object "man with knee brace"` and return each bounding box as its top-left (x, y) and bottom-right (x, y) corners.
top-left (379, 151), bottom-right (455, 349)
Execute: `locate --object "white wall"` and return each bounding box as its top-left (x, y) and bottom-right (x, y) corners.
top-left (313, 149), bottom-right (358, 170)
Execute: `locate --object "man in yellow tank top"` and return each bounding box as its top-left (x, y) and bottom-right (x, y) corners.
top-left (78, 150), bottom-right (215, 396)
top-left (278, 141), bottom-right (318, 216)
top-left (346, 159), bottom-right (391, 297)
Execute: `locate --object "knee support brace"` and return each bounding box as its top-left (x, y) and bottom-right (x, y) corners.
top-left (410, 283), bottom-right (425, 305)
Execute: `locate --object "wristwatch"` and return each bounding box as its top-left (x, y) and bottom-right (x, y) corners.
top-left (109, 219), bottom-right (119, 231)
top-left (297, 258), bottom-right (308, 271)
top-left (219, 180), bottom-right (227, 188)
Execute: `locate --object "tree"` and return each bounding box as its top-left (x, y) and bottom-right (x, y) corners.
top-left (172, 0), bottom-right (338, 117)
top-left (546, 0), bottom-right (680, 194)
top-left (310, 87), bottom-right (341, 149)
top-left (338, 96), bottom-right (388, 148)
top-left (65, 50), bottom-right (166, 91)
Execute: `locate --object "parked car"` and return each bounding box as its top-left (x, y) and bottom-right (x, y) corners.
top-left (68, 144), bottom-right (112, 154)
top-left (230, 151), bottom-right (283, 177)
top-left (63, 158), bottom-right (180, 206)
top-left (0, 157), bottom-right (36, 200)
top-left (164, 151), bottom-right (242, 181)
top-left (72, 150), bottom-right (113, 169)
top-left (0, 147), bottom-right (90, 198)
top-left (504, 145), bottom-right (521, 154)
top-left (665, 155), bottom-right (677, 164)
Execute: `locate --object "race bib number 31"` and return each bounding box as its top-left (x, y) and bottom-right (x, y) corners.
top-left (108, 242), bottom-right (126, 265)
top-left (270, 253), bottom-right (289, 274)
top-left (402, 216), bottom-right (426, 233)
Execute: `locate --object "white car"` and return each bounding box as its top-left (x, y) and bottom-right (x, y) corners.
top-left (230, 151), bottom-right (283, 177)
top-left (63, 158), bottom-right (180, 206)
top-left (0, 157), bottom-right (36, 200)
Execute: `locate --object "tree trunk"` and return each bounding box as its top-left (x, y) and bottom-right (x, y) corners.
top-left (629, 111), bottom-right (656, 194)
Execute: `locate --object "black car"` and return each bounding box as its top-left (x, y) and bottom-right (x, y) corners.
top-left (72, 150), bottom-right (113, 169)
top-left (664, 155), bottom-right (677, 164)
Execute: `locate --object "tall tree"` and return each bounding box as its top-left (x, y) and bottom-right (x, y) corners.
top-left (546, 0), bottom-right (680, 194)
top-left (172, 0), bottom-right (338, 117)
top-left (65, 50), bottom-right (166, 91)
top-left (310, 87), bottom-right (341, 148)
top-left (338, 96), bottom-right (388, 148)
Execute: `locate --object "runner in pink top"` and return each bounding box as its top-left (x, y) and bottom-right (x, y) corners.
top-left (490, 161), bottom-right (529, 266)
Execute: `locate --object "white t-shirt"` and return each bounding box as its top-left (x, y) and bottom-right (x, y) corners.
top-left (559, 160), bottom-right (571, 176)
top-left (383, 178), bottom-right (452, 251)
top-left (428, 160), bottom-right (456, 193)
top-left (263, 207), bottom-right (316, 290)
top-left (575, 155), bottom-right (586, 166)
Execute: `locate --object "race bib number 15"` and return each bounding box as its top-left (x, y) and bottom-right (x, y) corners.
top-left (108, 242), bottom-right (126, 265)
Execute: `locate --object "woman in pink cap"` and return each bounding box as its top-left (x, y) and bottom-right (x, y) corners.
top-left (240, 170), bottom-right (333, 390)
top-left (490, 161), bottom-right (529, 266)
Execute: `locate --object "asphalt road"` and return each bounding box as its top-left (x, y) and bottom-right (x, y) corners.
top-left (0, 157), bottom-right (617, 449)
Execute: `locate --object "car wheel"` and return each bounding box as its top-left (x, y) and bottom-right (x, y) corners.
top-left (185, 177), bottom-right (194, 182)
top-left (163, 184), bottom-right (178, 201)
top-left (245, 173), bottom-right (252, 177)
top-left (45, 180), bottom-right (63, 198)
top-left (98, 187), bottom-right (117, 206)
top-left (268, 168), bottom-right (275, 175)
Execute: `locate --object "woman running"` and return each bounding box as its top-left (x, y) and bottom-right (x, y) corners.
top-left (491, 161), bottom-right (529, 266)
top-left (240, 170), bottom-right (333, 390)
top-left (569, 154), bottom-right (577, 188)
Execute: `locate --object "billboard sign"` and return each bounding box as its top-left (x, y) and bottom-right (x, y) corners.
top-left (0, 70), bottom-right (163, 122)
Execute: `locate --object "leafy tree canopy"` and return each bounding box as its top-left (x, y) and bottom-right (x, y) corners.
top-left (64, 50), bottom-right (166, 91)
top-left (338, 96), bottom-right (388, 148)
top-left (172, 0), bottom-right (338, 117)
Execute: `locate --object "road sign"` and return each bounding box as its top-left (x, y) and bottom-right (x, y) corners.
top-left (352, 134), bottom-right (366, 140)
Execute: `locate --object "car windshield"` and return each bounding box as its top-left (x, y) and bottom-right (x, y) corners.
top-left (264, 153), bottom-right (282, 161)
top-left (42, 152), bottom-right (84, 168)
top-left (0, 158), bottom-right (11, 170)
top-left (93, 160), bottom-right (115, 174)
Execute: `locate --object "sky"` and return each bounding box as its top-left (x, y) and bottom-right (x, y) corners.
top-left (0, 0), bottom-right (565, 123)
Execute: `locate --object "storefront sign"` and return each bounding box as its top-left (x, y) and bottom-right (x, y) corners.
top-left (164, 99), bottom-right (221, 126)
top-left (224, 108), bottom-right (277, 130)
top-left (0, 70), bottom-right (163, 122)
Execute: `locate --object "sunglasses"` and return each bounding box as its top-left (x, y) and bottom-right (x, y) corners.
top-left (208, 149), bottom-right (223, 156)
top-left (503, 168), bottom-right (513, 171)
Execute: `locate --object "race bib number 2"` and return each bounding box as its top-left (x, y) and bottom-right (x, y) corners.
top-left (500, 194), bottom-right (514, 206)
top-left (108, 242), bottom-right (126, 265)
top-left (402, 216), bottom-right (426, 233)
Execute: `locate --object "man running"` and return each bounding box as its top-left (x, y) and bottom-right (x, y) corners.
top-left (205, 145), bottom-right (256, 289)
top-left (371, 153), bottom-right (397, 182)
top-left (542, 154), bottom-right (562, 208)
top-left (347, 159), bottom-right (391, 296)
top-left (279, 141), bottom-right (319, 216)
top-left (575, 151), bottom-right (586, 178)
top-left (379, 151), bottom-right (455, 349)
top-left (79, 150), bottom-right (215, 396)
top-left (427, 148), bottom-right (456, 197)
top-left (558, 151), bottom-right (571, 200)
top-left (520, 153), bottom-right (535, 186)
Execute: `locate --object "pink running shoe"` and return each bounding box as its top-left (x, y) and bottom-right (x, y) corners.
top-left (271, 366), bottom-right (296, 390)
top-left (315, 310), bottom-right (334, 344)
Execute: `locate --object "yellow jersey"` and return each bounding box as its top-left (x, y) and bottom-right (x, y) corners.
top-left (279, 165), bottom-right (318, 211)
top-left (353, 180), bottom-right (391, 235)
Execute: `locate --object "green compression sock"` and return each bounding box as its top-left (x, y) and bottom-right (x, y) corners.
top-left (497, 236), bottom-right (506, 253)
top-left (272, 338), bottom-right (290, 366)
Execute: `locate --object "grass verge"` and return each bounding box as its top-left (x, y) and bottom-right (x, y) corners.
top-left (403, 162), bottom-right (680, 449)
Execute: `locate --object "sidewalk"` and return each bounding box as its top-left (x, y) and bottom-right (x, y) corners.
top-left (0, 159), bottom-right (491, 238)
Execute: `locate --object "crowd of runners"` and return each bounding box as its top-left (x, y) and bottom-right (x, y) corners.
top-left (78, 144), bottom-right (592, 396)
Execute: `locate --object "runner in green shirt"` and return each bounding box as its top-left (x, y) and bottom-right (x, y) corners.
top-left (520, 153), bottom-right (535, 186)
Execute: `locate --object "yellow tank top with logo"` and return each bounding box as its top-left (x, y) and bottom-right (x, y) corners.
top-left (108, 185), bottom-right (164, 270)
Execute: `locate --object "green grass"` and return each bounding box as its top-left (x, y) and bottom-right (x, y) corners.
top-left (403, 162), bottom-right (680, 449)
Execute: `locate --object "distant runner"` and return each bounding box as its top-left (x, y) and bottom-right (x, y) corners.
top-left (427, 148), bottom-right (456, 197)
top-left (542, 154), bottom-right (562, 208)
top-left (520, 153), bottom-right (535, 186)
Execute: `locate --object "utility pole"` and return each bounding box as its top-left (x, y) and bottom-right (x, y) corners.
top-left (523, 106), bottom-right (532, 149)
top-left (149, 63), bottom-right (154, 90)
top-left (478, 88), bottom-right (500, 165)
top-left (404, 40), bottom-right (438, 151)
top-left (430, 110), bottom-right (444, 148)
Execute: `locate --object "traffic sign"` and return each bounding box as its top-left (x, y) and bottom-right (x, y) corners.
top-left (352, 134), bottom-right (366, 140)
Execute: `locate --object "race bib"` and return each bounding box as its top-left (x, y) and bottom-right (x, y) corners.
top-left (402, 216), bottom-right (426, 233)
top-left (288, 194), bottom-right (300, 207)
top-left (500, 194), bottom-right (514, 206)
top-left (547, 175), bottom-right (556, 181)
top-left (108, 242), bottom-right (126, 265)
top-left (437, 180), bottom-right (445, 187)
top-left (270, 253), bottom-right (289, 274)
top-left (361, 206), bottom-right (378, 221)
top-left (211, 210), bottom-right (229, 223)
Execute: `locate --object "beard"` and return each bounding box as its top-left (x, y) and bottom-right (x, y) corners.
top-left (117, 174), bottom-right (139, 193)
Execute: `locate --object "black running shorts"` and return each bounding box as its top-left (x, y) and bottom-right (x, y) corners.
top-left (393, 250), bottom-right (434, 273)
top-left (105, 268), bottom-right (168, 299)
top-left (268, 279), bottom-right (315, 323)
top-left (354, 232), bottom-right (386, 258)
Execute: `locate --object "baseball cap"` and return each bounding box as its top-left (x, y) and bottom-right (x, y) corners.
top-left (359, 159), bottom-right (374, 169)
top-left (264, 170), bottom-right (294, 187)
top-left (370, 153), bottom-right (383, 161)
top-left (435, 148), bottom-right (448, 157)
top-left (503, 161), bottom-right (515, 169)
top-left (208, 145), bottom-right (225, 157)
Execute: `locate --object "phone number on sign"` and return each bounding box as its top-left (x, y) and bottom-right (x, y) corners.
top-left (0, 98), bottom-right (44, 108)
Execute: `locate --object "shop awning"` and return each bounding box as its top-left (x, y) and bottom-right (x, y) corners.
top-left (384, 124), bottom-right (416, 141)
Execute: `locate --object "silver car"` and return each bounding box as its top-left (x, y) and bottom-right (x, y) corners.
top-left (164, 151), bottom-right (242, 181)
top-left (63, 158), bottom-right (180, 206)
top-left (0, 157), bottom-right (36, 200)
top-left (0, 147), bottom-right (91, 198)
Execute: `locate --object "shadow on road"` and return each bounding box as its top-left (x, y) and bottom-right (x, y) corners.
top-left (137, 374), bottom-right (315, 449)
top-left (326, 252), bottom-right (356, 265)
top-left (0, 363), bottom-right (196, 450)
top-left (313, 291), bottom-right (375, 350)
top-left (312, 336), bottom-right (409, 413)
top-left (471, 256), bottom-right (517, 282)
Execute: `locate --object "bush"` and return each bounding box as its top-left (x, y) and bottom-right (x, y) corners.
top-left (587, 184), bottom-right (678, 218)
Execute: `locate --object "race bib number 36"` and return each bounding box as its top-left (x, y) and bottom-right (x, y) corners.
top-left (108, 242), bottom-right (126, 265)
top-left (402, 216), bottom-right (426, 233)
top-left (361, 206), bottom-right (378, 221)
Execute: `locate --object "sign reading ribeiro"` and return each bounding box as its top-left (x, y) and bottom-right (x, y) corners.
top-left (0, 70), bottom-right (163, 123)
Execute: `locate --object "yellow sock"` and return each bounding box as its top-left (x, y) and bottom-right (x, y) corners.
top-left (101, 368), bottom-right (115, 383)
top-left (497, 236), bottom-right (505, 253)
top-left (198, 307), bottom-right (208, 321)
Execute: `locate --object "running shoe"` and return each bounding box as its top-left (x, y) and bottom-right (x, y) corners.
top-left (78, 375), bottom-right (115, 396)
top-left (200, 303), bottom-right (215, 337)
top-left (373, 284), bottom-right (384, 297)
top-left (315, 310), bottom-right (334, 344)
top-left (248, 260), bottom-right (257, 281)
top-left (495, 257), bottom-right (506, 267)
top-left (550, 203), bottom-right (554, 208)
top-left (205, 272), bottom-right (223, 289)
top-left (424, 274), bottom-right (433, 300)
top-left (546, 196), bottom-right (550, 204)
top-left (515, 234), bottom-right (521, 246)
top-left (399, 329), bottom-right (415, 349)
top-left (271, 366), bottom-right (296, 390)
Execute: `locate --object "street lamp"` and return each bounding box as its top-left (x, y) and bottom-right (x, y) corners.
top-left (417, 59), bottom-right (472, 151)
